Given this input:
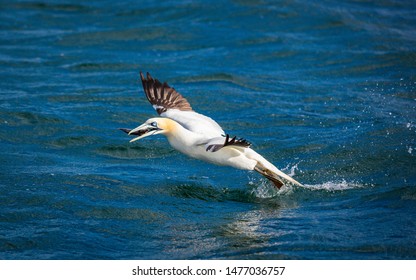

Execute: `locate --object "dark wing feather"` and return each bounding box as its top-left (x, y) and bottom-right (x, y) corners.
top-left (140, 72), bottom-right (193, 115)
top-left (205, 134), bottom-right (251, 152)
top-left (223, 134), bottom-right (251, 149)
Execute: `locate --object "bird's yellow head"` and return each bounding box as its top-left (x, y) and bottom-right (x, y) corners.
top-left (121, 117), bottom-right (177, 143)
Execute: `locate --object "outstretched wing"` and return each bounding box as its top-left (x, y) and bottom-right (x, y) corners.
top-left (140, 72), bottom-right (224, 138)
top-left (140, 72), bottom-right (193, 115)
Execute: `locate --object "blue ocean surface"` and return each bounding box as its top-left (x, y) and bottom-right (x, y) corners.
top-left (0, 0), bottom-right (415, 259)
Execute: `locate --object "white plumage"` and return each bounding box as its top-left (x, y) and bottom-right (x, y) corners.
top-left (163, 109), bottom-right (224, 139)
top-left (121, 72), bottom-right (303, 188)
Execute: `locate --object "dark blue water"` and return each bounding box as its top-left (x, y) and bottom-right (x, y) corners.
top-left (1, 0), bottom-right (415, 259)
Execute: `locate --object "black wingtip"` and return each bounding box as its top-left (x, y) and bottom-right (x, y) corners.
top-left (146, 72), bottom-right (152, 81)
top-left (139, 71), bottom-right (154, 82)
top-left (223, 134), bottom-right (251, 148)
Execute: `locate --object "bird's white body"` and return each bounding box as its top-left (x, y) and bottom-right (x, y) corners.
top-left (163, 118), bottom-right (256, 170)
top-left (163, 109), bottom-right (224, 139)
top-left (161, 117), bottom-right (300, 184)
top-left (123, 72), bottom-right (303, 188)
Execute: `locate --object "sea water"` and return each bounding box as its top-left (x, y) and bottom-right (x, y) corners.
top-left (0, 0), bottom-right (415, 259)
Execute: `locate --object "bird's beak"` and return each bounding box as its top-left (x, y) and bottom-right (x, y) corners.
top-left (120, 123), bottom-right (161, 143)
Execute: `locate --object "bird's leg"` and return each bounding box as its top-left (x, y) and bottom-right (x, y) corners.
top-left (254, 163), bottom-right (284, 189)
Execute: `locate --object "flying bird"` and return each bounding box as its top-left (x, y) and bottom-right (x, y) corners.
top-left (120, 72), bottom-right (303, 189)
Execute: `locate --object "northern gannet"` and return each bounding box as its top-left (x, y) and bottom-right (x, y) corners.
top-left (120, 72), bottom-right (303, 189)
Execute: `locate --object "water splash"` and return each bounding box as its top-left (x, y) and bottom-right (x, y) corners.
top-left (248, 162), bottom-right (301, 198)
top-left (282, 161), bottom-right (301, 177)
top-left (281, 162), bottom-right (368, 191)
top-left (249, 179), bottom-right (366, 199)
top-left (249, 178), bottom-right (293, 198)
top-left (303, 180), bottom-right (365, 191)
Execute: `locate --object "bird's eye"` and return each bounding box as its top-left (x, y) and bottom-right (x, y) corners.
top-left (150, 121), bottom-right (157, 127)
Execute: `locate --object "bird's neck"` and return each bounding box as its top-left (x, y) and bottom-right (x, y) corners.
top-left (163, 119), bottom-right (201, 152)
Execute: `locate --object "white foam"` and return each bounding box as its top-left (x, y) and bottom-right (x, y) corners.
top-left (303, 180), bottom-right (364, 191)
top-left (249, 162), bottom-right (366, 198)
